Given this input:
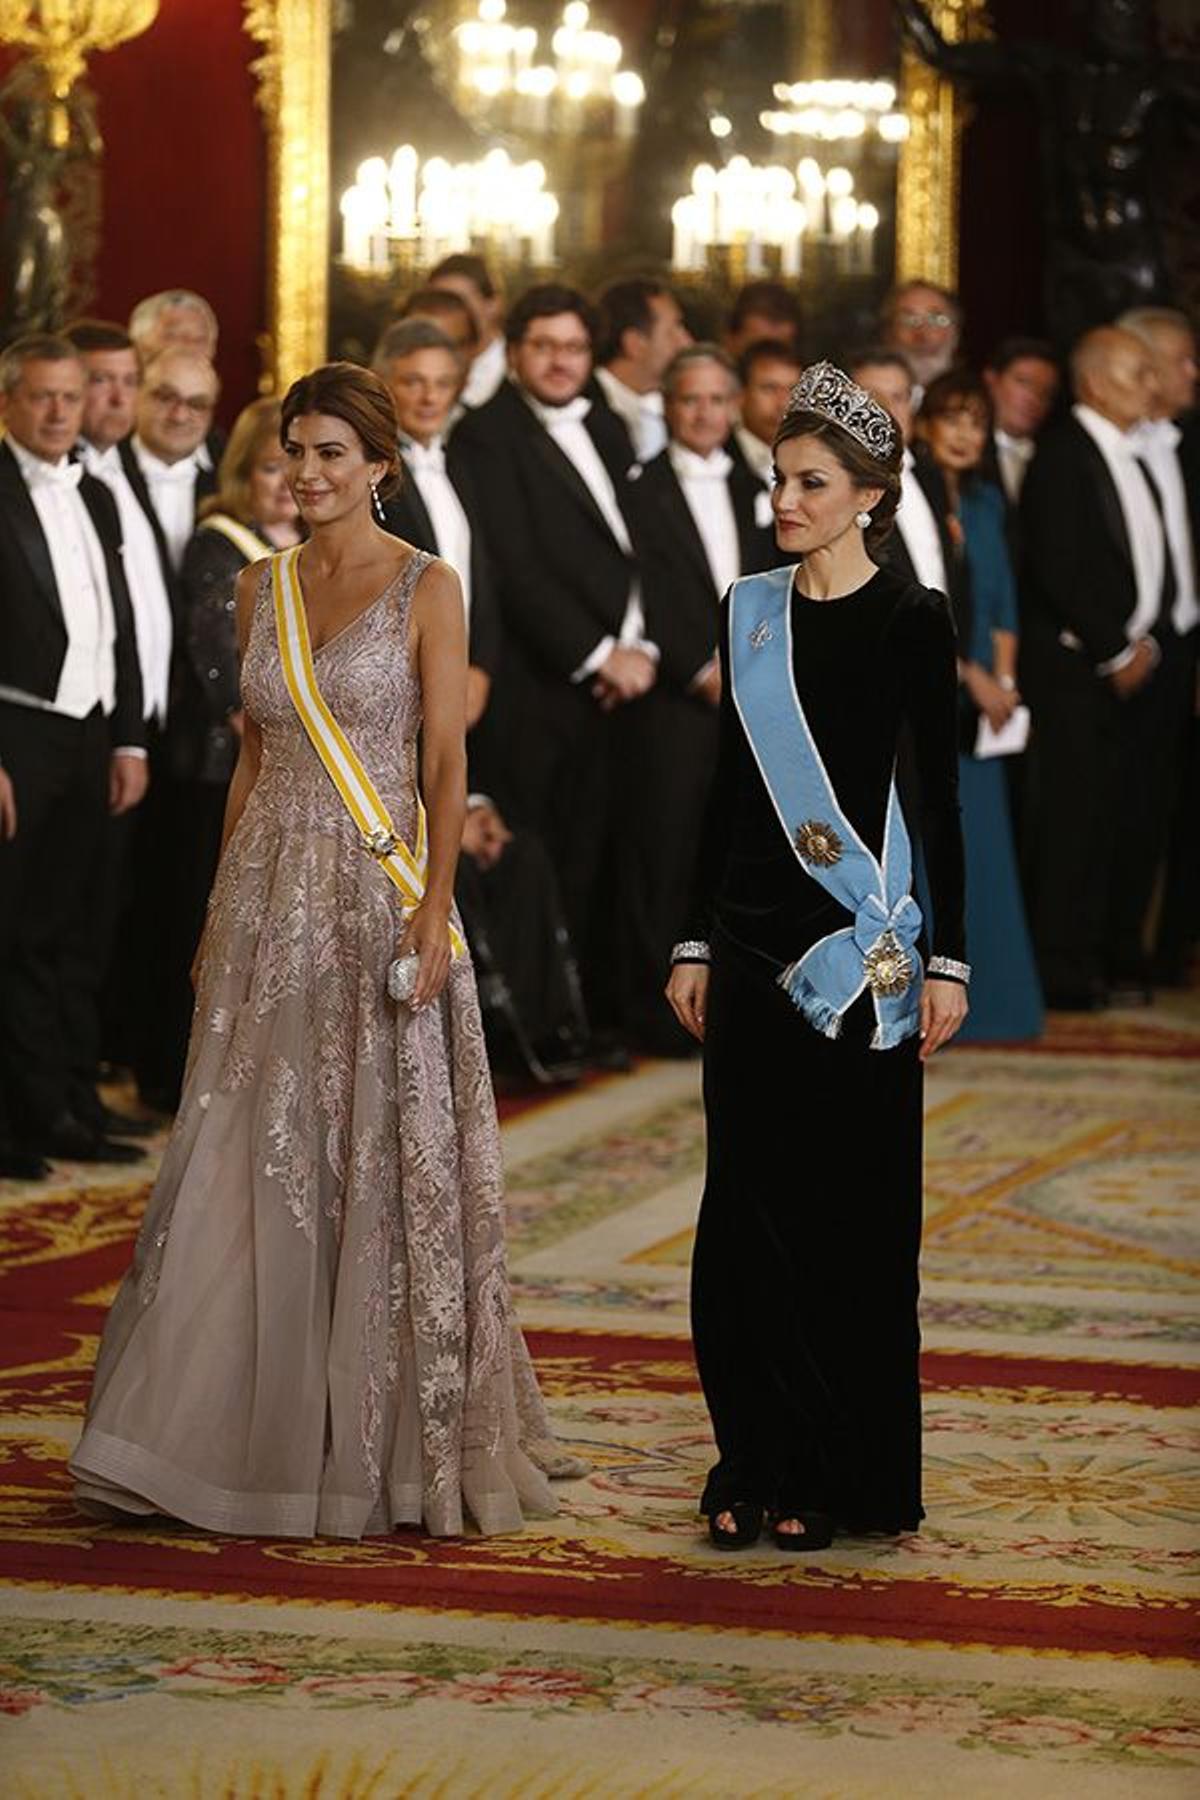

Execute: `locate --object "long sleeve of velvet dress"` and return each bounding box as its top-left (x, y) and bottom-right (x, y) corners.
top-left (686, 563), bottom-right (965, 1534)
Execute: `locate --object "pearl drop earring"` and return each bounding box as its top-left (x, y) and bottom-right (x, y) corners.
top-left (855, 509), bottom-right (872, 530)
top-left (370, 479), bottom-right (386, 523)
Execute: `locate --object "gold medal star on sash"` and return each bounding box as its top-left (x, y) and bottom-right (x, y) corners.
top-left (863, 930), bottom-right (914, 997)
top-left (794, 819), bottom-right (844, 868)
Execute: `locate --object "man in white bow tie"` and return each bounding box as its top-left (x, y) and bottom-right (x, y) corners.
top-left (0, 335), bottom-right (147, 1172)
top-left (620, 344), bottom-right (776, 1051)
top-left (127, 348), bottom-right (220, 573)
top-left (452, 284), bottom-right (654, 1023)
top-left (982, 337), bottom-right (1060, 508)
top-left (594, 277), bottom-right (692, 463)
top-left (732, 338), bottom-right (802, 490)
top-left (1119, 305), bottom-right (1200, 985)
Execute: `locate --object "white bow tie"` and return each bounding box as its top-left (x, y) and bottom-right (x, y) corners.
top-left (23, 455), bottom-right (84, 492)
top-left (81, 441), bottom-right (122, 478)
top-left (995, 430), bottom-right (1035, 462)
top-left (141, 450), bottom-right (200, 485)
top-left (1134, 417), bottom-right (1181, 454)
top-left (529, 394), bottom-right (592, 430)
top-left (403, 438), bottom-right (447, 476)
top-left (671, 445), bottom-right (733, 482)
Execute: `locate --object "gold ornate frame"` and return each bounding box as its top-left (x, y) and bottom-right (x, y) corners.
top-left (244, 0), bottom-right (973, 376)
top-left (895, 0), bottom-right (990, 288)
top-left (244, 0), bottom-right (331, 390)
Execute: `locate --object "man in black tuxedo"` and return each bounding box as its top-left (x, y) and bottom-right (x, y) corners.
top-left (1021, 325), bottom-right (1188, 1006)
top-left (847, 347), bottom-right (960, 617)
top-left (375, 314), bottom-right (590, 1071)
top-left (982, 338), bottom-right (1060, 518)
top-left (0, 335), bottom-right (147, 1169)
top-left (622, 344), bottom-right (776, 1050)
top-left (127, 287), bottom-right (225, 468)
top-left (118, 345), bottom-right (219, 1109)
top-left (373, 317), bottom-right (500, 729)
top-left (1119, 306), bottom-right (1200, 985)
top-left (731, 338), bottom-right (802, 491)
top-left (451, 284), bottom-right (654, 1010)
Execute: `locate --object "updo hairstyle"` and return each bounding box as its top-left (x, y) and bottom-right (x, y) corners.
top-left (773, 407), bottom-right (903, 557)
top-left (280, 361), bottom-right (402, 498)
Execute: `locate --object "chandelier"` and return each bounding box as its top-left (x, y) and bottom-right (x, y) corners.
top-left (340, 145), bottom-right (560, 274)
top-left (451, 0), bottom-right (645, 135)
top-left (760, 80), bottom-right (910, 145)
top-left (671, 157), bottom-right (879, 280)
top-left (0, 1), bottom-right (158, 130)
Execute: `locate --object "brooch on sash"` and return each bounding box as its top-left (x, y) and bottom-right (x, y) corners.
top-left (862, 929), bottom-right (914, 997)
top-left (794, 819), bottom-right (844, 868)
top-left (749, 620), bottom-right (773, 649)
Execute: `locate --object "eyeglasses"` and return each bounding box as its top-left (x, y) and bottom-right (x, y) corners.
top-left (523, 337), bottom-right (591, 357)
top-left (148, 385), bottom-right (215, 415)
top-left (897, 310), bottom-right (954, 331)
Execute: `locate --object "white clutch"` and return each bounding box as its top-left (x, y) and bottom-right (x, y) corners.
top-left (386, 952), bottom-right (420, 1006)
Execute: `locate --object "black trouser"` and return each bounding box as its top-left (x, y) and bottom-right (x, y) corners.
top-left (455, 830), bottom-right (582, 1057)
top-left (0, 701), bottom-right (110, 1140)
top-left (487, 657), bottom-right (614, 1018)
top-left (615, 687), bottom-right (717, 1052)
top-left (1024, 632), bottom-right (1194, 993)
top-left (1105, 629), bottom-right (1195, 982)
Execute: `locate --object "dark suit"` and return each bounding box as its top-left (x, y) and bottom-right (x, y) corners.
top-left (108, 438), bottom-right (216, 1109)
top-left (620, 446), bottom-right (775, 1048)
top-left (379, 446), bottom-right (501, 684)
top-left (451, 379), bottom-right (642, 995)
top-left (0, 439), bottom-right (144, 1142)
top-left (1020, 414), bottom-right (1190, 996)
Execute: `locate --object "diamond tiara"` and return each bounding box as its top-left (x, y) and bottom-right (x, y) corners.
top-left (784, 360), bottom-right (898, 460)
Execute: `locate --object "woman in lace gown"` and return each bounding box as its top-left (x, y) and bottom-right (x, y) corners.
top-left (71, 363), bottom-right (571, 1538)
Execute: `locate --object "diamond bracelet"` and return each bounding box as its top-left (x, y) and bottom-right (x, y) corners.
top-left (671, 940), bottom-right (711, 965)
top-left (928, 955), bottom-right (971, 984)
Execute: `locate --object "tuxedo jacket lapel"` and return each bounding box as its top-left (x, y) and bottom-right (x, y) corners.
top-left (1073, 421), bottom-right (1135, 576)
top-left (730, 456), bottom-right (774, 572)
top-left (0, 440), bottom-right (64, 629)
top-left (529, 427), bottom-right (618, 543)
top-left (386, 470), bottom-right (438, 552)
top-left (659, 460), bottom-right (718, 593)
top-left (117, 438), bottom-right (175, 590)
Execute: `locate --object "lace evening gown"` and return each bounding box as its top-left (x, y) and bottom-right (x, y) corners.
top-left (71, 552), bottom-right (563, 1538)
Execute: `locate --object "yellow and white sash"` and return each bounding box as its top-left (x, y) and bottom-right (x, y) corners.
top-left (200, 513), bottom-right (273, 562)
top-left (271, 544), bottom-right (465, 956)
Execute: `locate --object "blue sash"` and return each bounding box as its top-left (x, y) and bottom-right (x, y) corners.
top-left (727, 567), bottom-right (923, 1050)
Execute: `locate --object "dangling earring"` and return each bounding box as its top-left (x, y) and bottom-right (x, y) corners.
top-left (369, 478), bottom-right (386, 523)
top-left (855, 509), bottom-right (872, 530)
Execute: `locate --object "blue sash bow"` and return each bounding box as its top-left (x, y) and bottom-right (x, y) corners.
top-left (728, 567), bottom-right (923, 1050)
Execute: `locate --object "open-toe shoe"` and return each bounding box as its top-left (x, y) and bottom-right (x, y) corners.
top-left (706, 1501), bottom-right (763, 1550)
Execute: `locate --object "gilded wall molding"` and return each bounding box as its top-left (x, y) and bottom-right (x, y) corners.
top-left (244, 0), bottom-right (331, 389)
top-left (895, 0), bottom-right (990, 289)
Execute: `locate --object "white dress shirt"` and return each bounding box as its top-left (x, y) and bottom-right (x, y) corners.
top-left (4, 439), bottom-right (117, 719)
top-left (734, 423), bottom-right (773, 487)
top-left (670, 443), bottom-right (740, 596)
top-left (993, 428), bottom-right (1036, 504)
top-left (596, 366), bottom-right (667, 462)
top-left (132, 436), bottom-right (202, 573)
top-left (521, 386), bottom-right (655, 678)
top-left (1074, 403), bottom-right (1166, 663)
top-left (462, 335), bottom-right (507, 411)
top-left (896, 448), bottom-right (948, 593)
top-left (82, 440), bottom-right (174, 722)
top-left (399, 435), bottom-right (473, 624)
top-left (1132, 416), bottom-right (1199, 637)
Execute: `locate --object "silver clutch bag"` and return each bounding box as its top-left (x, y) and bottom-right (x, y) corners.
top-left (386, 952), bottom-right (420, 1006)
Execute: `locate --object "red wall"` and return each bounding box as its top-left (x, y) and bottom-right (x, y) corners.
top-left (86, 0), bottom-right (267, 419)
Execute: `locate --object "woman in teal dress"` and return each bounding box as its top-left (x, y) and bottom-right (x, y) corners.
top-left (918, 371), bottom-right (1043, 1043)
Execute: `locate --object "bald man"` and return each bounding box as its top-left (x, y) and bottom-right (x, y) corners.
top-left (1021, 326), bottom-right (1189, 1008)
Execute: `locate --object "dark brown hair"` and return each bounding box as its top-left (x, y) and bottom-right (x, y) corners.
top-left (773, 409), bottom-right (903, 555)
top-left (280, 361), bottom-right (401, 495)
top-left (918, 367), bottom-right (993, 431)
top-left (63, 318), bottom-right (136, 357)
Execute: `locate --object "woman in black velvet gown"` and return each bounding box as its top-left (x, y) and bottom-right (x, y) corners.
top-left (666, 364), bottom-right (969, 1553)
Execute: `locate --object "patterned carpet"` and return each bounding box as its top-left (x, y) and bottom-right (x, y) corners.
top-left (2, 999), bottom-right (1198, 1798)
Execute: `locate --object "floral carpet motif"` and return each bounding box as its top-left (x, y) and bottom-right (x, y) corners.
top-left (2, 1003), bottom-right (1198, 1797)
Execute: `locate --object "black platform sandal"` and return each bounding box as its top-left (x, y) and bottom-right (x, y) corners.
top-left (706, 1501), bottom-right (764, 1550)
top-left (769, 1509), bottom-right (835, 1553)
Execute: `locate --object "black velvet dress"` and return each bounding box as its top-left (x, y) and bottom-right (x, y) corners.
top-left (687, 563), bottom-right (965, 1531)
